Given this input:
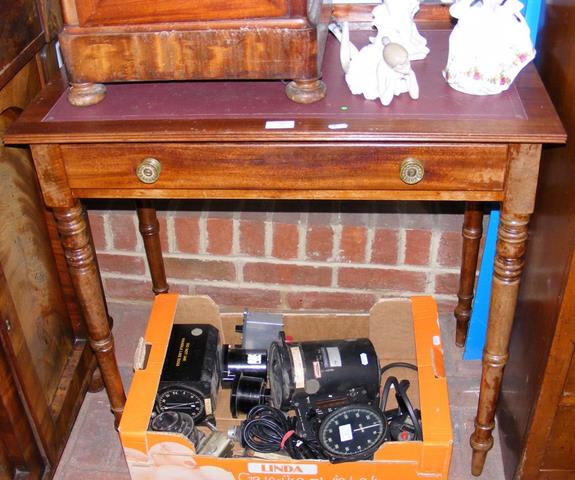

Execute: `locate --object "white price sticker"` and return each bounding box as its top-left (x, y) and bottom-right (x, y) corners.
top-left (291, 346), bottom-right (305, 389)
top-left (339, 424), bottom-right (353, 442)
top-left (265, 120), bottom-right (295, 129)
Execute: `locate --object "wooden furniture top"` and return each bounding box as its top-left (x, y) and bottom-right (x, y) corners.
top-left (5, 30), bottom-right (565, 145)
top-left (70, 0), bottom-right (297, 27)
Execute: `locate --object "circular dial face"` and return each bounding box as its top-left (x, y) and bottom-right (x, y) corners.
top-left (156, 387), bottom-right (205, 421)
top-left (318, 404), bottom-right (387, 459)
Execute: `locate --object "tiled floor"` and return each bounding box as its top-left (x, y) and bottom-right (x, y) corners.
top-left (54, 300), bottom-right (505, 479)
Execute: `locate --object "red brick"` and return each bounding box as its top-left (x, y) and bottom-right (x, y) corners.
top-left (371, 228), bottom-right (398, 264)
top-left (240, 220), bottom-right (265, 256)
top-left (244, 262), bottom-right (332, 286)
top-left (437, 231), bottom-right (463, 267)
top-left (339, 225), bottom-right (367, 263)
top-left (97, 253), bottom-right (146, 275)
top-left (287, 291), bottom-right (376, 311)
top-left (338, 267), bottom-right (427, 293)
top-left (272, 223), bottom-right (299, 259)
top-left (306, 225), bottom-right (333, 260)
top-left (103, 277), bottom-right (188, 301)
top-left (157, 214), bottom-right (169, 253)
top-left (207, 217), bottom-right (233, 255)
top-left (174, 216), bottom-right (200, 254)
top-left (195, 286), bottom-right (281, 310)
top-left (164, 257), bottom-right (236, 281)
top-left (109, 212), bottom-right (137, 251)
top-left (435, 272), bottom-right (460, 295)
top-left (88, 212), bottom-right (107, 251)
top-left (405, 229), bottom-right (431, 265)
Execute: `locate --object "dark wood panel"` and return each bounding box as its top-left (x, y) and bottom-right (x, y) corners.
top-left (77, 0), bottom-right (291, 25)
top-left (497, 1), bottom-right (575, 478)
top-left (0, 0), bottom-right (44, 88)
top-left (0, 42), bottom-right (92, 478)
top-left (0, 122), bottom-right (74, 406)
top-left (564, 351), bottom-right (575, 398)
top-left (59, 23), bottom-right (320, 84)
top-left (542, 403), bottom-right (575, 470)
top-left (0, 273), bottom-right (45, 480)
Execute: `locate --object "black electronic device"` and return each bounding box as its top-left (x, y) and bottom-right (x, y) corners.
top-left (268, 336), bottom-right (380, 410)
top-left (155, 324), bottom-right (220, 423)
top-left (292, 387), bottom-right (371, 440)
top-left (230, 373), bottom-right (269, 418)
top-left (221, 345), bottom-right (267, 385)
top-left (317, 404), bottom-right (387, 461)
top-left (149, 411), bottom-right (204, 448)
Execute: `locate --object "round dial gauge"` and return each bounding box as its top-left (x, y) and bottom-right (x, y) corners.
top-left (318, 404), bottom-right (387, 459)
top-left (156, 386), bottom-right (205, 422)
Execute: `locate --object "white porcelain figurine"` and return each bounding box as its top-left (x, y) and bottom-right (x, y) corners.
top-left (330, 22), bottom-right (419, 106)
top-left (443, 0), bottom-right (535, 95)
top-left (371, 0), bottom-right (429, 61)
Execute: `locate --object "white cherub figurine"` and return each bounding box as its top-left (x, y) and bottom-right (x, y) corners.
top-left (330, 22), bottom-right (419, 106)
top-left (377, 39), bottom-right (420, 106)
top-left (371, 0), bottom-right (429, 61)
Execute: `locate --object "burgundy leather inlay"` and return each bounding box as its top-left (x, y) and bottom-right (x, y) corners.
top-left (44, 30), bottom-right (527, 123)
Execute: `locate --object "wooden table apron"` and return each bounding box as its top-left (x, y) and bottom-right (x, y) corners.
top-left (4, 33), bottom-right (565, 474)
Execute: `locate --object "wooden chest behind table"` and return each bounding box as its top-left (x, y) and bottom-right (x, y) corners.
top-left (58, 0), bottom-right (332, 106)
top-left (1, 0), bottom-right (97, 478)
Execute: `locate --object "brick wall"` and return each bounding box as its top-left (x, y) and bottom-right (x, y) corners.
top-left (88, 200), bottom-right (473, 315)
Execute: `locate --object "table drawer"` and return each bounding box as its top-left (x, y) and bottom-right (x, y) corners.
top-left (61, 143), bottom-right (508, 194)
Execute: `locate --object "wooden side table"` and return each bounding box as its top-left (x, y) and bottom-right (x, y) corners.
top-left (4, 30), bottom-right (565, 476)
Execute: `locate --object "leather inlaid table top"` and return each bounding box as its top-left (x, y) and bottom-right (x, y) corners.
top-left (7, 31), bottom-right (564, 145)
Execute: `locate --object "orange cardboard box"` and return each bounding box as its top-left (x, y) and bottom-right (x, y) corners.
top-left (119, 294), bottom-right (452, 479)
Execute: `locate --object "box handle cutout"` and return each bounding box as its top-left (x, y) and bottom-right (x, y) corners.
top-left (431, 343), bottom-right (446, 379)
top-left (133, 337), bottom-right (152, 371)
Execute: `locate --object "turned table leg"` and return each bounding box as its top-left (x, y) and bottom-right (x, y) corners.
top-left (470, 144), bottom-right (541, 476)
top-left (136, 200), bottom-right (168, 294)
top-left (455, 202), bottom-right (483, 347)
top-left (53, 201), bottom-right (125, 425)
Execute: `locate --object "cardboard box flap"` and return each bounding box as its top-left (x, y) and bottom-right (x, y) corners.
top-left (370, 298), bottom-right (416, 363)
top-left (284, 313), bottom-right (369, 341)
top-left (119, 294), bottom-right (180, 440)
top-left (173, 295), bottom-right (223, 332)
top-left (411, 296), bottom-right (442, 372)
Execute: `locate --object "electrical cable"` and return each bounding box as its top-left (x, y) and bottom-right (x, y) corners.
top-left (379, 376), bottom-right (423, 441)
top-left (240, 405), bottom-right (326, 460)
top-left (379, 362), bottom-right (418, 376)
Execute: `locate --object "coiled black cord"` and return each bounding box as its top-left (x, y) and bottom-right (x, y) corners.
top-left (240, 405), bottom-right (325, 459)
top-left (379, 362), bottom-right (422, 441)
top-left (379, 376), bottom-right (423, 441)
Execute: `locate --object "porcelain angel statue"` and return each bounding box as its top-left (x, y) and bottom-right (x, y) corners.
top-left (329, 22), bottom-right (419, 106)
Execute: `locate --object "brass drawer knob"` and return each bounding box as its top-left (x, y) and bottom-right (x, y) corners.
top-left (136, 157), bottom-right (162, 184)
top-left (399, 158), bottom-right (424, 185)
